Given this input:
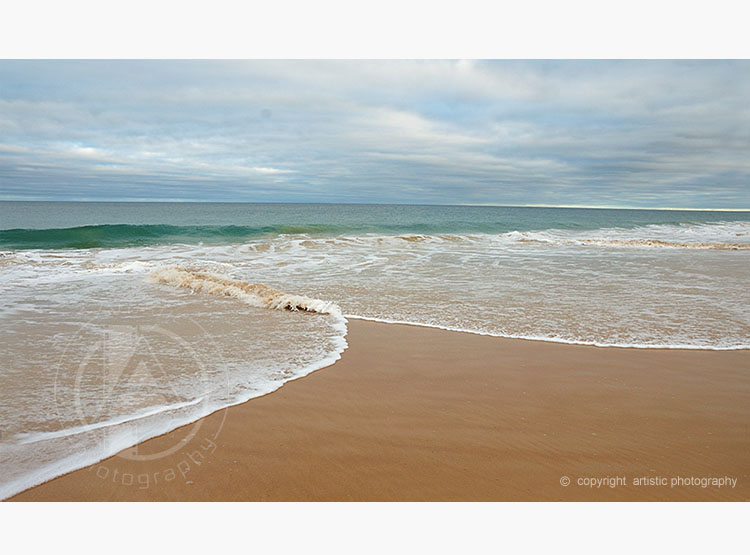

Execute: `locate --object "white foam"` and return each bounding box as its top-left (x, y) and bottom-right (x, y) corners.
top-left (345, 315), bottom-right (750, 351)
top-left (148, 265), bottom-right (342, 317)
top-left (0, 313), bottom-right (348, 501)
top-left (12, 397), bottom-right (206, 445)
top-left (497, 221), bottom-right (750, 250)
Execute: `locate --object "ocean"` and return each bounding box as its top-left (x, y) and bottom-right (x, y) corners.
top-left (1, 201), bottom-right (749, 499)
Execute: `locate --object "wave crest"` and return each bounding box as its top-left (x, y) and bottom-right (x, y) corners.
top-left (148, 266), bottom-right (342, 317)
top-left (514, 234), bottom-right (750, 250)
top-left (577, 238), bottom-right (750, 250)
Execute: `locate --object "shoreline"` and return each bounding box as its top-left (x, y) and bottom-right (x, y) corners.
top-left (345, 315), bottom-right (750, 350)
top-left (9, 319), bottom-right (750, 501)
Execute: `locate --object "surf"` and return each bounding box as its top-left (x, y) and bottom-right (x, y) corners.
top-left (148, 266), bottom-right (342, 317)
top-left (0, 223), bottom-right (345, 250)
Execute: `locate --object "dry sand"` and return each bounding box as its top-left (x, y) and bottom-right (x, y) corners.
top-left (10, 319), bottom-right (750, 501)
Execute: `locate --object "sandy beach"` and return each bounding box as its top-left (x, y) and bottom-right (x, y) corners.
top-left (9, 319), bottom-right (749, 501)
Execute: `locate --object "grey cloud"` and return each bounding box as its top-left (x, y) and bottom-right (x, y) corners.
top-left (0, 60), bottom-right (748, 208)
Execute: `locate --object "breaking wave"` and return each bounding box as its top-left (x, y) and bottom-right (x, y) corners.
top-left (149, 266), bottom-right (342, 317)
top-left (0, 223), bottom-right (349, 250)
top-left (2, 220), bottom-right (749, 251)
top-left (514, 235), bottom-right (750, 250)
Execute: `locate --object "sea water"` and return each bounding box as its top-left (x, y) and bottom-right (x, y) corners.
top-left (1, 202), bottom-right (749, 498)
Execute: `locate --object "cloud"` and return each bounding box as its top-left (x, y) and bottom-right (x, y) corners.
top-left (0, 60), bottom-right (748, 208)
top-left (252, 167), bottom-right (295, 174)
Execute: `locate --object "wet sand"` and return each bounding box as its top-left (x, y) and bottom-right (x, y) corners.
top-left (10, 319), bottom-right (750, 501)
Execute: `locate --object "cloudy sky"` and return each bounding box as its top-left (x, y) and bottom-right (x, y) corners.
top-left (0, 60), bottom-right (748, 208)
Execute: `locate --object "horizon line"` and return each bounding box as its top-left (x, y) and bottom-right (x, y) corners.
top-left (1, 199), bottom-right (749, 212)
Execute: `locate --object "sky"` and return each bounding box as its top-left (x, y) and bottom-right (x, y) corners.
top-left (0, 60), bottom-right (748, 208)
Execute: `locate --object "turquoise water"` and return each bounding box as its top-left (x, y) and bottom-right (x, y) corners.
top-left (2, 202), bottom-right (749, 249)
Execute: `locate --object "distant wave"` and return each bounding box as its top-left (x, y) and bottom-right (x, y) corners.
top-left (581, 238), bottom-right (749, 250)
top-left (514, 235), bottom-right (750, 250)
top-left (0, 222), bottom-right (487, 250)
top-left (149, 266), bottom-right (342, 316)
top-left (0, 223), bottom-right (352, 250)
top-left (2, 220), bottom-right (749, 250)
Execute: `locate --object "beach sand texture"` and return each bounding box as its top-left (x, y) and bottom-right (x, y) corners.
top-left (10, 320), bottom-right (749, 501)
